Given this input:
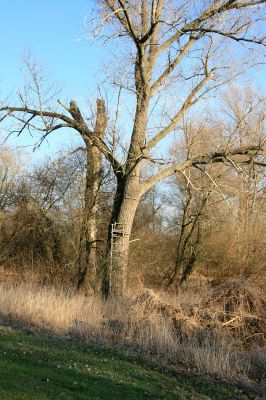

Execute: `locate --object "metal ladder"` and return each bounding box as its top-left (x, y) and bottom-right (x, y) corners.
top-left (110, 222), bottom-right (128, 268)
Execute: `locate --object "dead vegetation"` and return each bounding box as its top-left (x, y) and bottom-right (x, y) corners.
top-left (200, 280), bottom-right (266, 347)
top-left (0, 207), bottom-right (61, 263)
top-left (0, 278), bottom-right (265, 396)
top-left (129, 281), bottom-right (266, 348)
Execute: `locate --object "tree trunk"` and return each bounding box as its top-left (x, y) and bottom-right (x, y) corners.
top-left (102, 168), bottom-right (141, 298)
top-left (76, 144), bottom-right (100, 293)
top-left (101, 83), bottom-right (149, 298)
top-left (77, 99), bottom-right (106, 293)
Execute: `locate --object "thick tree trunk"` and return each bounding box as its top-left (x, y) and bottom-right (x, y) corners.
top-left (102, 169), bottom-right (141, 297)
top-left (101, 87), bottom-right (149, 297)
top-left (77, 99), bottom-right (106, 293)
top-left (76, 144), bottom-right (100, 293)
top-left (100, 48), bottom-right (151, 298)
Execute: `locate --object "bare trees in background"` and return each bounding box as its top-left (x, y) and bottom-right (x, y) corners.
top-left (162, 86), bottom-right (266, 286)
top-left (0, 1), bottom-right (266, 296)
top-left (206, 87), bottom-right (266, 279)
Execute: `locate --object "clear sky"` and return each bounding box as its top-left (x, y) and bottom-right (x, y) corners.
top-left (0, 0), bottom-right (103, 95)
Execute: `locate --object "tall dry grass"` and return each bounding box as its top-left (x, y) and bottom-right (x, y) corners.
top-left (0, 280), bottom-right (265, 392)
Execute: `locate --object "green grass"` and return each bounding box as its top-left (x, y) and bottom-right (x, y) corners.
top-left (0, 330), bottom-right (248, 400)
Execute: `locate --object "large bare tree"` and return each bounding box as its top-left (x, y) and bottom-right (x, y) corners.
top-left (1, 0), bottom-right (266, 297)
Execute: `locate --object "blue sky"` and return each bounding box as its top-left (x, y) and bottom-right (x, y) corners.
top-left (0, 1), bottom-right (265, 163)
top-left (0, 0), bottom-right (104, 159)
top-left (0, 0), bottom-right (101, 95)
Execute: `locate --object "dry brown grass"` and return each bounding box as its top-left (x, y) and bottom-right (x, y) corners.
top-left (0, 280), bottom-right (265, 392)
top-left (200, 280), bottom-right (266, 345)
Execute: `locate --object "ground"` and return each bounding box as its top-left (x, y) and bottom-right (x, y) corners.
top-left (0, 329), bottom-right (250, 400)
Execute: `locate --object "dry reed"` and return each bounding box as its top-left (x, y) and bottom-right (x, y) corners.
top-left (0, 280), bottom-right (265, 389)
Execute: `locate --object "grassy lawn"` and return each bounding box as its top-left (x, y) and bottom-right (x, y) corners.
top-left (0, 329), bottom-right (248, 400)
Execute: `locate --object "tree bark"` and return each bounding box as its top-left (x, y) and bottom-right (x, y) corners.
top-left (102, 168), bottom-right (141, 297)
top-left (77, 99), bottom-right (107, 293)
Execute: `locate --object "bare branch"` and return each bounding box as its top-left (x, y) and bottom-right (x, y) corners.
top-left (119, 0), bottom-right (139, 40)
top-left (150, 35), bottom-right (201, 95)
top-left (141, 144), bottom-right (264, 194)
top-left (0, 106), bottom-right (74, 125)
top-left (146, 72), bottom-right (214, 151)
top-left (182, 27), bottom-right (266, 46)
top-left (0, 104), bottom-right (124, 176)
top-left (155, 0), bottom-right (265, 57)
top-left (104, 0), bottom-right (139, 44)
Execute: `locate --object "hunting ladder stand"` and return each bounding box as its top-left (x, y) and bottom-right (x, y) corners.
top-left (110, 222), bottom-right (129, 269)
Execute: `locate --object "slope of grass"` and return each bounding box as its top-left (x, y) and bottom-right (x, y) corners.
top-left (0, 329), bottom-right (248, 400)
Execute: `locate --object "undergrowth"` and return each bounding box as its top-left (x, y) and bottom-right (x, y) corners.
top-left (0, 279), bottom-right (265, 397)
